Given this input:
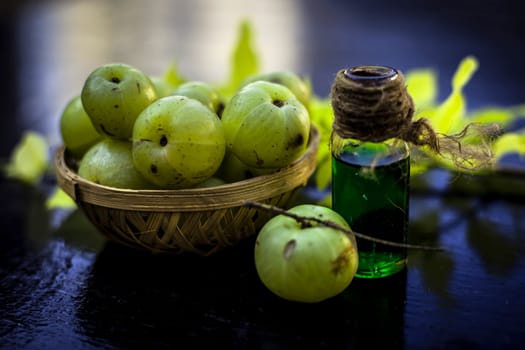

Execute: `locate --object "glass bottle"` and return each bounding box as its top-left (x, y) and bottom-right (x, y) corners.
top-left (330, 66), bottom-right (411, 279)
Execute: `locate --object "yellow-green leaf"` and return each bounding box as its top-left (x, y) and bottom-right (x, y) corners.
top-left (493, 132), bottom-right (525, 160)
top-left (405, 68), bottom-right (438, 109)
top-left (163, 61), bottom-right (186, 88)
top-left (424, 56), bottom-right (478, 134)
top-left (227, 20), bottom-right (259, 94)
top-left (46, 187), bottom-right (76, 210)
top-left (308, 97), bottom-right (334, 190)
top-left (469, 107), bottom-right (515, 126)
top-left (5, 131), bottom-right (49, 184)
top-left (314, 148), bottom-right (332, 190)
top-left (410, 161), bottom-right (431, 176)
top-left (452, 56), bottom-right (478, 91)
top-left (426, 91), bottom-right (466, 134)
top-left (309, 97), bottom-right (333, 133)
top-left (318, 193), bottom-right (332, 208)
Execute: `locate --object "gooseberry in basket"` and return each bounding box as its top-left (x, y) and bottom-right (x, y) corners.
top-left (240, 71), bottom-right (312, 109)
top-left (194, 176), bottom-right (226, 188)
top-left (81, 63), bottom-right (158, 140)
top-left (215, 150), bottom-right (279, 183)
top-left (221, 81), bottom-right (310, 169)
top-left (254, 204), bottom-right (359, 303)
top-left (132, 95), bottom-right (226, 189)
top-left (78, 138), bottom-right (157, 189)
top-left (151, 76), bottom-right (177, 98)
top-left (60, 95), bottom-right (102, 159)
top-left (172, 81), bottom-right (225, 117)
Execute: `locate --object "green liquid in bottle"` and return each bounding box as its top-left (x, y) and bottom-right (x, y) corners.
top-left (332, 142), bottom-right (410, 278)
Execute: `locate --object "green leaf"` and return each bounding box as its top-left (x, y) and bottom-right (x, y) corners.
top-left (405, 68), bottom-right (438, 109)
top-left (46, 187), bottom-right (77, 210)
top-left (452, 55), bottom-right (478, 91)
top-left (469, 107), bottom-right (515, 126)
top-left (493, 132), bottom-right (525, 160)
top-left (309, 97), bottom-right (334, 133)
top-left (163, 61), bottom-right (186, 87)
top-left (309, 97), bottom-right (334, 191)
top-left (225, 20), bottom-right (259, 95)
top-left (424, 56), bottom-right (479, 134)
top-left (318, 192), bottom-right (332, 208)
top-left (425, 91), bottom-right (466, 134)
top-left (409, 160), bottom-right (432, 176)
top-left (5, 131), bottom-right (49, 185)
top-left (314, 148), bottom-right (332, 190)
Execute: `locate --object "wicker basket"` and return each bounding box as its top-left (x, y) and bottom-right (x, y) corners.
top-left (54, 126), bottom-right (320, 255)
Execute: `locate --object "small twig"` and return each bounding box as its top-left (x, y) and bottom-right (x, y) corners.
top-left (244, 200), bottom-right (443, 251)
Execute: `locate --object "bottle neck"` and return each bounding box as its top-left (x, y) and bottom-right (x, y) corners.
top-left (331, 133), bottom-right (409, 167)
top-left (330, 66), bottom-right (414, 144)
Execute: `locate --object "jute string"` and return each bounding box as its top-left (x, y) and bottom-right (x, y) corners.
top-left (330, 66), bottom-right (501, 170)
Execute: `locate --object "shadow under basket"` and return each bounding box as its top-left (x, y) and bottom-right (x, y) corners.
top-left (54, 126), bottom-right (320, 256)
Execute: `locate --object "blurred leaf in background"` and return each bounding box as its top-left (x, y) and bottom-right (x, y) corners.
top-left (46, 186), bottom-right (76, 210)
top-left (405, 68), bottom-right (438, 110)
top-left (162, 61), bottom-right (186, 89)
top-left (493, 132), bottom-right (525, 162)
top-left (427, 56), bottom-right (478, 135)
top-left (4, 131), bottom-right (49, 185)
top-left (221, 19), bottom-right (260, 97)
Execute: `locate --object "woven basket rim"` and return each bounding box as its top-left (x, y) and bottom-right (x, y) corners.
top-left (54, 125), bottom-right (320, 212)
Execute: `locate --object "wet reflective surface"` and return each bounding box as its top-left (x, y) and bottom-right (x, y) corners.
top-left (2, 176), bottom-right (525, 349)
top-left (2, 0), bottom-right (525, 349)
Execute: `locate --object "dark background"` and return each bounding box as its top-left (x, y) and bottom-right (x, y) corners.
top-left (1, 1), bottom-right (525, 349)
top-left (1, 0), bottom-right (524, 156)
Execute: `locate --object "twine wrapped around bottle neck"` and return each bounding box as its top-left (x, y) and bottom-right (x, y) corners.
top-left (331, 66), bottom-right (436, 146)
top-left (330, 65), bottom-right (499, 170)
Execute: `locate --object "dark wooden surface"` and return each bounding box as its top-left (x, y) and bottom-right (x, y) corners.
top-left (1, 1), bottom-right (525, 349)
top-left (1, 175), bottom-right (525, 349)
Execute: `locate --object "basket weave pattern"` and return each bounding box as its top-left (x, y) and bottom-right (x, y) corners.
top-left (78, 191), bottom-right (295, 255)
top-left (55, 127), bottom-right (320, 255)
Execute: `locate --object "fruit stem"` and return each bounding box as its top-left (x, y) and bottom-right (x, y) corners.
top-left (300, 221), bottom-right (313, 229)
top-left (243, 200), bottom-right (443, 251)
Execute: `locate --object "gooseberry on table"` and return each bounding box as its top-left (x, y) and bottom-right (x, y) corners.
top-left (254, 204), bottom-right (359, 303)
